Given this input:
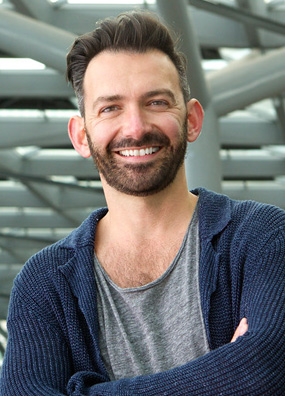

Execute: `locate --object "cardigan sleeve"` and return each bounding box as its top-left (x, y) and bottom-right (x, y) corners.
top-left (1, 231), bottom-right (284, 396)
top-left (0, 295), bottom-right (70, 395)
top-left (0, 284), bottom-right (109, 396)
top-left (67, 229), bottom-right (285, 395)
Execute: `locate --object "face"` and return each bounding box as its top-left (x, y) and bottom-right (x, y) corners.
top-left (81, 50), bottom-right (190, 197)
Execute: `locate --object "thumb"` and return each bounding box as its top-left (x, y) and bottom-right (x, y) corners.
top-left (231, 318), bottom-right (248, 343)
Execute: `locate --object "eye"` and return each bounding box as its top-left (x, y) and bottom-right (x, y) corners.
top-left (148, 100), bottom-right (168, 108)
top-left (101, 105), bottom-right (120, 113)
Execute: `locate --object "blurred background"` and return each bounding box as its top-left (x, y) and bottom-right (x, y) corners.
top-left (0, 0), bottom-right (285, 367)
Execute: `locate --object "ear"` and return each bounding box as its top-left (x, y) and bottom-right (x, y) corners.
top-left (68, 115), bottom-right (91, 158)
top-left (186, 99), bottom-right (204, 143)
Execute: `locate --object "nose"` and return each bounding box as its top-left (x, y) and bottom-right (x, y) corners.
top-left (121, 105), bottom-right (150, 140)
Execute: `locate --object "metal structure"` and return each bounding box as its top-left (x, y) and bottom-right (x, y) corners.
top-left (0, 0), bottom-right (285, 349)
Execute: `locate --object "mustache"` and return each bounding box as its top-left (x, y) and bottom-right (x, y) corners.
top-left (108, 131), bottom-right (171, 151)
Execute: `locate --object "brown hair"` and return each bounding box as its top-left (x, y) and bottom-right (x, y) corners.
top-left (66, 10), bottom-right (190, 116)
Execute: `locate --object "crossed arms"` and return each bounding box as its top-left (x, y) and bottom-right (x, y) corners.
top-left (1, 231), bottom-right (284, 395)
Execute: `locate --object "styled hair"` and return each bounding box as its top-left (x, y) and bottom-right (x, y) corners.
top-left (66, 10), bottom-right (190, 116)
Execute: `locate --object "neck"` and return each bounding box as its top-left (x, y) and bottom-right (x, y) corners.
top-left (99, 167), bottom-right (198, 242)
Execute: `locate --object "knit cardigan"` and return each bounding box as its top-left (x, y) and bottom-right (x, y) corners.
top-left (1, 188), bottom-right (285, 395)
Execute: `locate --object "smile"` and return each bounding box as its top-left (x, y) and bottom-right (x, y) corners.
top-left (118, 147), bottom-right (160, 157)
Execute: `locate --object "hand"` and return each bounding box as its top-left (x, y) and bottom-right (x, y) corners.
top-left (231, 318), bottom-right (248, 342)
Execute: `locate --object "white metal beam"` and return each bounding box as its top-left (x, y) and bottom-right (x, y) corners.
top-left (189, 0), bottom-right (285, 36)
top-left (0, 8), bottom-right (75, 72)
top-left (0, 264), bottom-right (23, 319)
top-left (220, 115), bottom-right (285, 146)
top-left (0, 208), bottom-right (91, 228)
top-left (222, 150), bottom-right (285, 178)
top-left (157, 0), bottom-right (222, 193)
top-left (8, 0), bottom-right (54, 23)
top-left (0, 250), bottom-right (20, 265)
top-left (208, 47), bottom-right (285, 116)
top-left (10, 2), bottom-right (285, 48)
top-left (8, 0), bottom-right (35, 17)
top-left (223, 181), bottom-right (285, 209)
top-left (0, 149), bottom-right (97, 177)
top-left (235, 0), bottom-right (262, 47)
top-left (0, 234), bottom-right (57, 254)
top-left (0, 150), bottom-right (23, 173)
top-left (0, 181), bottom-right (106, 209)
top-left (0, 70), bottom-right (73, 98)
top-left (21, 181), bottom-right (80, 226)
top-left (0, 117), bottom-right (71, 149)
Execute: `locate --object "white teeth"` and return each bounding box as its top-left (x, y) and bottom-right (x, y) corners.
top-left (119, 147), bottom-right (159, 157)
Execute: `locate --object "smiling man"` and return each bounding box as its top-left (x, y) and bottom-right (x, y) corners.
top-left (1, 10), bottom-right (284, 396)
top-left (69, 49), bottom-right (198, 198)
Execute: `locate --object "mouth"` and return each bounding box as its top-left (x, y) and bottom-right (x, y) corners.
top-left (117, 146), bottom-right (161, 157)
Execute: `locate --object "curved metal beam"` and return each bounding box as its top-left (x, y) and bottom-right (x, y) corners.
top-left (157, 0), bottom-right (222, 192)
top-left (188, 0), bottom-right (285, 36)
top-left (0, 8), bottom-right (75, 73)
top-left (208, 47), bottom-right (285, 116)
top-left (157, 0), bottom-right (210, 107)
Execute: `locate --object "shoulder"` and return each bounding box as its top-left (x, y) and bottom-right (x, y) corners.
top-left (7, 208), bottom-right (107, 323)
top-left (13, 208), bottom-right (108, 293)
top-left (194, 187), bottom-right (285, 242)
top-left (228, 195), bottom-right (285, 236)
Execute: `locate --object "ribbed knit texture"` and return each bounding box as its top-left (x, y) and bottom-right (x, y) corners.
top-left (0, 188), bottom-right (284, 395)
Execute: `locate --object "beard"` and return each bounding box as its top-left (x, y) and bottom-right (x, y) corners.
top-left (86, 119), bottom-right (188, 197)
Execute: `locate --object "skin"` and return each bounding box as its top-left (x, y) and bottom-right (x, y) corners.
top-left (68, 49), bottom-right (202, 246)
top-left (231, 318), bottom-right (248, 342)
top-left (68, 49), bottom-right (247, 339)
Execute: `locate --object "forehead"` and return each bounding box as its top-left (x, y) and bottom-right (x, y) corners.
top-left (83, 49), bottom-right (181, 97)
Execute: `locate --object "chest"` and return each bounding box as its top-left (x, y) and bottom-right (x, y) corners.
top-left (96, 238), bottom-right (185, 288)
top-left (94, 222), bottom-right (210, 380)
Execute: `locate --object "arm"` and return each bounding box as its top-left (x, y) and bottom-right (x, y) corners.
top-left (0, 313), bottom-right (247, 396)
top-left (230, 318), bottom-right (248, 342)
top-left (0, 296), bottom-right (71, 395)
top-left (0, 289), bottom-right (107, 396)
top-left (67, 230), bottom-right (285, 395)
top-left (1, 232), bottom-right (284, 395)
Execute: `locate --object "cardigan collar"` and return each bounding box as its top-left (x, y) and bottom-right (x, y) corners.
top-left (192, 188), bottom-right (232, 241)
top-left (59, 188), bottom-right (233, 250)
top-left (58, 187), bottom-right (232, 355)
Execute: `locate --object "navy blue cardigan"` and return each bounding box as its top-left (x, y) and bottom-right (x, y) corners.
top-left (1, 188), bottom-right (285, 395)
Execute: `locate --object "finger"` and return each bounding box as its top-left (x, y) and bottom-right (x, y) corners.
top-left (231, 318), bottom-right (248, 343)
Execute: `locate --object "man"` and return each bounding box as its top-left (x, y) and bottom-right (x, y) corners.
top-left (1, 10), bottom-right (284, 396)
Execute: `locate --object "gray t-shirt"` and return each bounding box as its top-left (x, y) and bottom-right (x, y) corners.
top-left (94, 206), bottom-right (209, 380)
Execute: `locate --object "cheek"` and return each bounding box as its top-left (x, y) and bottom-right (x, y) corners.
top-left (87, 120), bottom-right (117, 149)
top-left (160, 117), bottom-right (185, 141)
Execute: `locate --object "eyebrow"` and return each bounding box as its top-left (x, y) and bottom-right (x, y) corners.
top-left (141, 89), bottom-right (177, 104)
top-left (92, 89), bottom-right (177, 110)
top-left (92, 95), bottom-right (124, 110)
